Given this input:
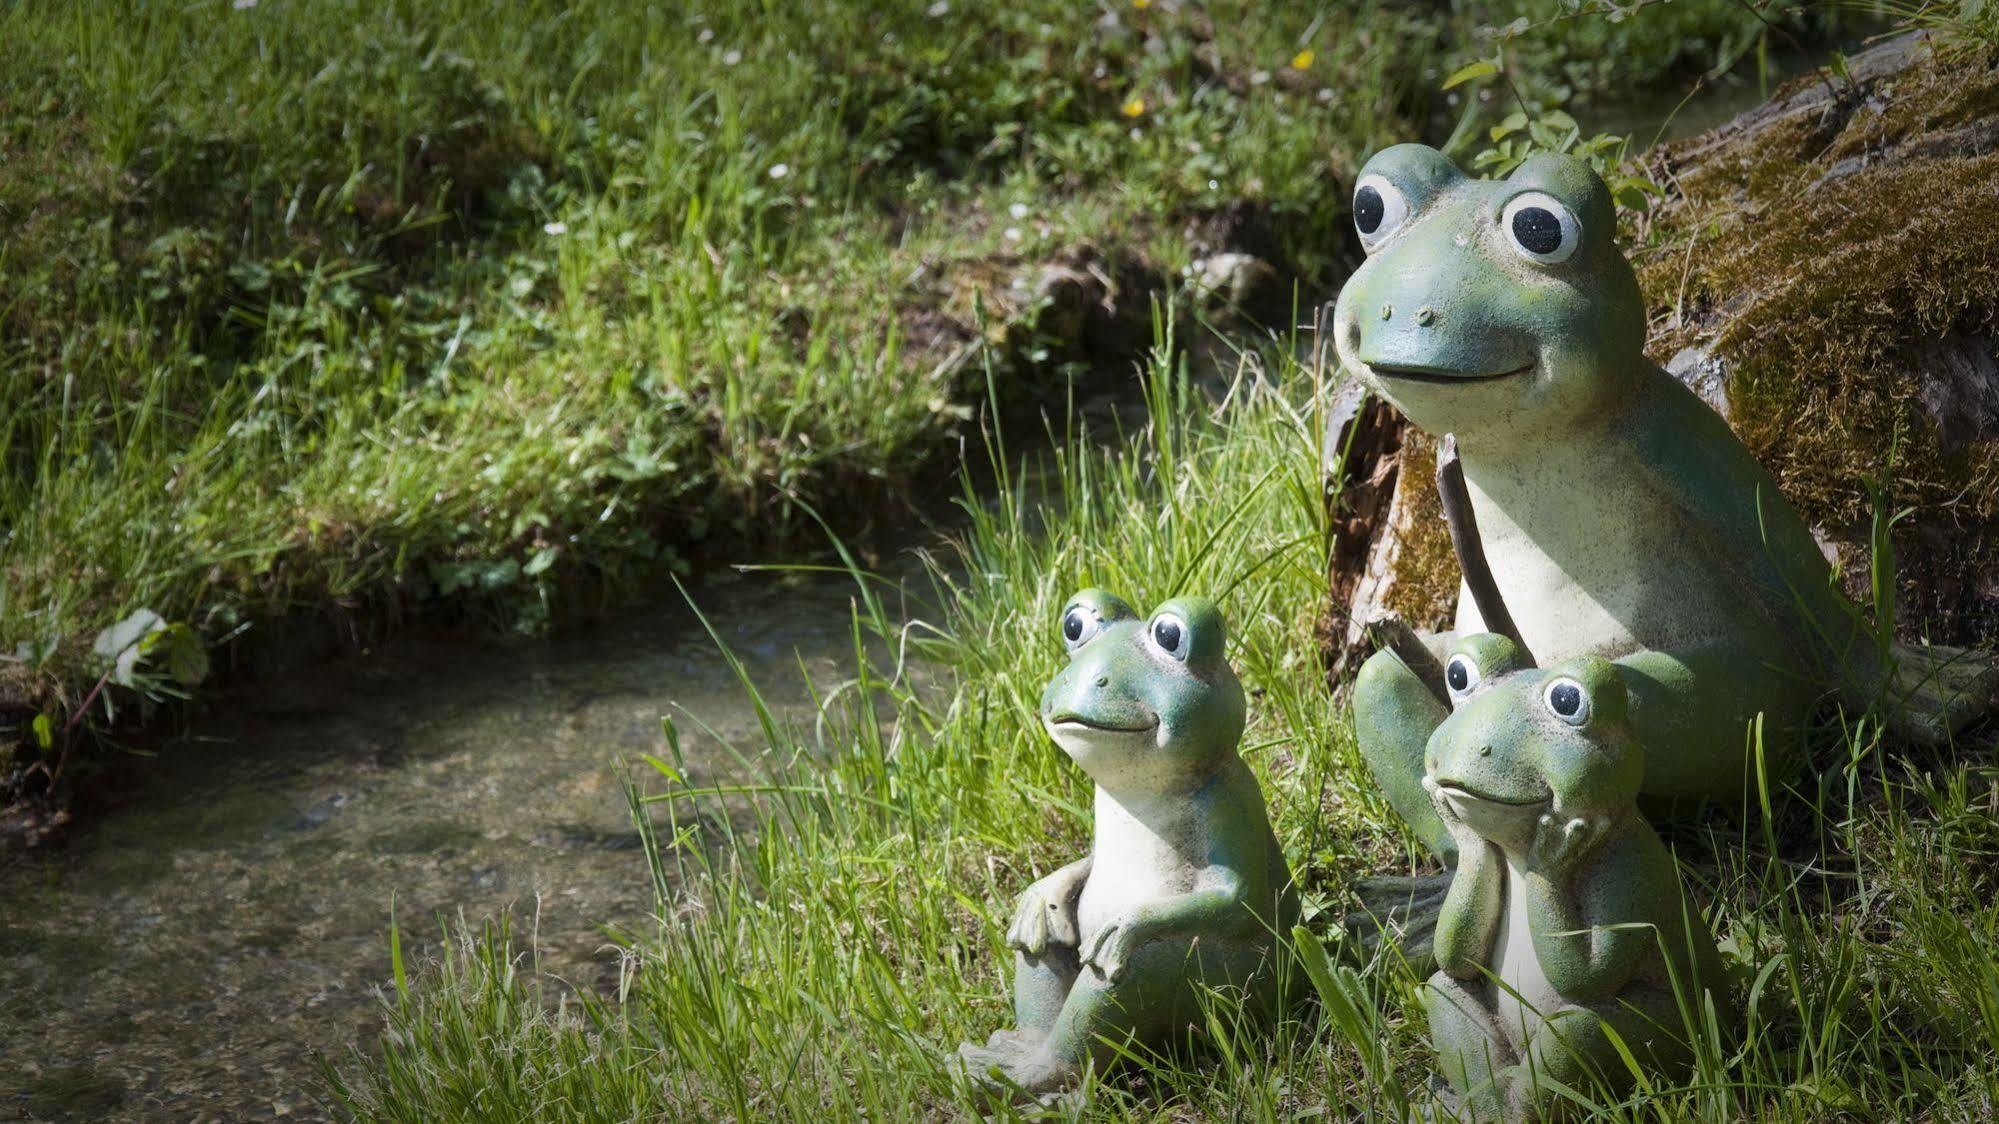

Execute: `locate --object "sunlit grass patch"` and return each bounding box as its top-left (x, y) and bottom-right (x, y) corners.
top-left (0, 0), bottom-right (1451, 775)
top-left (334, 337), bottom-right (1999, 1119)
top-left (0, 0), bottom-right (1824, 778)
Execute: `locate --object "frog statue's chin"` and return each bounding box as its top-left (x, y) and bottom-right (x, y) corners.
top-left (1432, 776), bottom-right (1548, 852)
top-left (1356, 357), bottom-right (1538, 440)
top-left (1042, 713), bottom-right (1160, 777)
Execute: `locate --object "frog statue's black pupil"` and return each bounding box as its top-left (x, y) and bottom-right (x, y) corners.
top-left (1063, 612), bottom-right (1085, 642)
top-left (1511, 206), bottom-right (1564, 255)
top-left (1354, 185), bottom-right (1384, 235)
top-left (1549, 682), bottom-right (1583, 717)
top-left (1153, 618), bottom-right (1183, 653)
top-left (1446, 660), bottom-right (1469, 692)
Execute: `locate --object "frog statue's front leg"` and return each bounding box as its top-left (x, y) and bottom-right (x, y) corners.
top-left (1419, 779), bottom-right (1513, 1118)
top-left (1354, 632), bottom-right (1459, 862)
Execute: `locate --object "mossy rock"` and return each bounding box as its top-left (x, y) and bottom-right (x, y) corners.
top-left (1634, 32), bottom-right (1999, 645)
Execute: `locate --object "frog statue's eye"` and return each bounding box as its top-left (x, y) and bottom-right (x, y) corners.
top-left (1061, 606), bottom-right (1102, 653)
top-left (1501, 192), bottom-right (1581, 265)
top-left (1352, 173), bottom-right (1412, 249)
top-left (1543, 676), bottom-right (1591, 725)
top-left (1445, 653), bottom-right (1481, 700)
top-left (1148, 612), bottom-right (1190, 662)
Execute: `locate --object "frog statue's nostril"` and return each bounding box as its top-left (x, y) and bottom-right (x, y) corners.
top-left (1416, 306), bottom-right (1437, 327)
top-left (1094, 676), bottom-right (1109, 688)
top-left (1479, 745), bottom-right (1492, 757)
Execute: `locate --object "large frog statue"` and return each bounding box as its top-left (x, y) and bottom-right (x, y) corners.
top-left (1422, 633), bottom-right (1728, 1120)
top-left (1336, 143), bottom-right (1990, 862)
top-left (956, 590), bottom-right (1297, 1096)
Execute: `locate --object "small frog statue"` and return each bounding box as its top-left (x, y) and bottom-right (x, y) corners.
top-left (1336, 144), bottom-right (1994, 865)
top-left (957, 590), bottom-right (1298, 1096)
top-left (1420, 632), bottom-right (1729, 1121)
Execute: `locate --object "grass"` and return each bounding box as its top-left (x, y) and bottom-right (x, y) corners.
top-left (328, 334), bottom-right (1999, 1120)
top-left (0, 0), bottom-right (1445, 782)
top-left (17, 0), bottom-right (1975, 1112)
top-left (0, 0), bottom-right (1838, 788)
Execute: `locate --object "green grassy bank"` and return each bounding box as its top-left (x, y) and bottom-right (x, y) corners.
top-left (331, 345), bottom-right (1999, 1120)
top-left (302, 4), bottom-right (1999, 1119)
top-left (0, 0), bottom-right (1430, 786)
top-left (0, 0), bottom-right (1829, 792)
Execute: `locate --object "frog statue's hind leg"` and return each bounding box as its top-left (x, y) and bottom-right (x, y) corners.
top-left (961, 937), bottom-right (1279, 1098)
top-left (1423, 983), bottom-right (1691, 1122)
top-left (1507, 988), bottom-right (1690, 1123)
top-left (1420, 972), bottom-right (1517, 1121)
top-left (956, 944), bottom-right (1083, 1087)
top-left (1612, 644), bottom-right (1821, 810)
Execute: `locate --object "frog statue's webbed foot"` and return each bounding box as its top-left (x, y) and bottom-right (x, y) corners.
top-left (1344, 870), bottom-right (1454, 973)
top-left (953, 1029), bottom-right (1077, 1101)
top-left (1879, 641), bottom-right (1999, 746)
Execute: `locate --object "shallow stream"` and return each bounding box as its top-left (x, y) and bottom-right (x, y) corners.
top-left (0, 565), bottom-right (922, 1121)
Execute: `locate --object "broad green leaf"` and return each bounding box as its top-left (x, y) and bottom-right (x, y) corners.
top-left (1441, 59), bottom-right (1498, 90)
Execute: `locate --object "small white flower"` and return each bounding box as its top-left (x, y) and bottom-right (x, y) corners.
top-left (232, 0), bottom-right (256, 8)
top-left (1251, 70), bottom-right (1271, 86)
top-left (1207, 179), bottom-right (1219, 190)
top-left (543, 221), bottom-right (568, 236)
top-left (926, 0), bottom-right (949, 15)
top-left (1003, 226), bottom-right (1022, 242)
top-left (1317, 87), bottom-right (1334, 103)
top-left (769, 163), bottom-right (790, 179)
top-left (698, 28), bottom-right (714, 43)
top-left (722, 49), bottom-right (742, 66)
top-left (1008, 202), bottom-right (1029, 219)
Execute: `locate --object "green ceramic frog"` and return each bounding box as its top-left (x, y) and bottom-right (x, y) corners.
top-left (1422, 633), bottom-right (1727, 1121)
top-left (956, 590), bottom-right (1298, 1096)
top-left (1336, 143), bottom-right (1989, 863)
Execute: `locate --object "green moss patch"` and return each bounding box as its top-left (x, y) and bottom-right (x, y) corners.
top-left (1637, 38), bottom-right (1999, 531)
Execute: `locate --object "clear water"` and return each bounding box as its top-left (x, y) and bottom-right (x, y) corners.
top-left (0, 566), bottom-right (922, 1121)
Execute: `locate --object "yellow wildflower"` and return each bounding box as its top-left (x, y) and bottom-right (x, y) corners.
top-left (1291, 48), bottom-right (1315, 70)
top-left (1121, 97), bottom-right (1146, 118)
top-left (1133, 0), bottom-right (1151, 8)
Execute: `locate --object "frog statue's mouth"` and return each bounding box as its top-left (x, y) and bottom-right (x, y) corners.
top-left (1434, 778), bottom-right (1550, 849)
top-left (1363, 360), bottom-right (1535, 386)
top-left (1042, 712), bottom-right (1160, 762)
top-left (1044, 713), bottom-right (1159, 735)
top-left (1433, 779), bottom-right (1550, 816)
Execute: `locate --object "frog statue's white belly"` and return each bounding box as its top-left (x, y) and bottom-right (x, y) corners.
top-left (1489, 856), bottom-right (1562, 1046)
top-left (1076, 785), bottom-right (1201, 943)
top-left (1454, 435), bottom-right (1793, 664)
